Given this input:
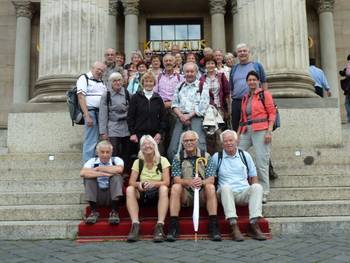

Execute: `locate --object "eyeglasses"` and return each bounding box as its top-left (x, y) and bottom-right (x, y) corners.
top-left (145, 53), bottom-right (152, 55)
top-left (183, 139), bottom-right (196, 143)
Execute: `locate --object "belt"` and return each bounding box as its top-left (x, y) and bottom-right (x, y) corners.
top-left (239, 118), bottom-right (268, 126)
top-left (88, 107), bottom-right (99, 112)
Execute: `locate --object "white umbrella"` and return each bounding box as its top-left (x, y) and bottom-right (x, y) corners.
top-left (193, 157), bottom-right (207, 242)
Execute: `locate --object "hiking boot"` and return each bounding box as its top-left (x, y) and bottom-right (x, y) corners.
top-left (230, 223), bottom-right (244, 242)
top-left (85, 211), bottom-right (99, 224)
top-left (247, 222), bottom-right (267, 241)
top-left (108, 210), bottom-right (120, 225)
top-left (208, 215), bottom-right (222, 241)
top-left (167, 217), bottom-right (179, 242)
top-left (127, 223), bottom-right (140, 242)
top-left (153, 223), bottom-right (165, 242)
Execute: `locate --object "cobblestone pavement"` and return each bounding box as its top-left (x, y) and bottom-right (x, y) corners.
top-left (1, 234), bottom-right (350, 263)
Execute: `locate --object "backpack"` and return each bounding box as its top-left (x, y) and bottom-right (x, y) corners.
top-left (137, 159), bottom-right (163, 181)
top-left (66, 74), bottom-right (88, 126)
top-left (106, 87), bottom-right (130, 113)
top-left (258, 91), bottom-right (280, 131)
top-left (216, 149), bottom-right (249, 177)
top-left (178, 81), bottom-right (203, 94)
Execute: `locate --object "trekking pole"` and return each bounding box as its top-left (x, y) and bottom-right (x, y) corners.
top-left (193, 157), bottom-right (207, 242)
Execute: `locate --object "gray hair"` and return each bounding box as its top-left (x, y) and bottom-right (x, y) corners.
top-left (138, 135), bottom-right (161, 164)
top-left (183, 62), bottom-right (198, 73)
top-left (163, 53), bottom-right (175, 63)
top-left (130, 50), bottom-right (143, 61)
top-left (225, 52), bottom-right (234, 60)
top-left (109, 72), bottom-right (123, 82)
top-left (96, 140), bottom-right (113, 154)
top-left (236, 43), bottom-right (249, 51)
top-left (220, 130), bottom-right (238, 143)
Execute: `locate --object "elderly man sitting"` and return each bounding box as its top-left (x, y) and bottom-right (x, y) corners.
top-left (80, 140), bottom-right (124, 225)
top-left (212, 130), bottom-right (266, 241)
top-left (167, 130), bottom-right (221, 242)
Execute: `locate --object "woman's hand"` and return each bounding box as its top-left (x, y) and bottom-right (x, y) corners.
top-left (143, 181), bottom-right (155, 190)
top-left (130, 134), bottom-right (138, 143)
top-left (264, 131), bottom-right (272, 144)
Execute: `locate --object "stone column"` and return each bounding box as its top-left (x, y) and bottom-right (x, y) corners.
top-left (31, 0), bottom-right (109, 102)
top-left (12, 1), bottom-right (33, 104)
top-left (236, 0), bottom-right (316, 98)
top-left (317, 0), bottom-right (339, 99)
top-left (122, 0), bottom-right (139, 63)
top-left (209, 0), bottom-right (227, 52)
top-left (107, 0), bottom-right (118, 50)
top-left (231, 0), bottom-right (239, 51)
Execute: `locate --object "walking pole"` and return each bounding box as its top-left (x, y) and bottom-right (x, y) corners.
top-left (193, 157), bottom-right (207, 242)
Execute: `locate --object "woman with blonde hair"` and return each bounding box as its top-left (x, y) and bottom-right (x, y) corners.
top-left (126, 135), bottom-right (170, 243)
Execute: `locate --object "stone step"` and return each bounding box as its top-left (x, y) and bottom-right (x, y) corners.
top-left (269, 187), bottom-right (350, 201)
top-left (0, 192), bottom-right (85, 206)
top-left (0, 220), bottom-right (79, 240)
top-left (0, 205), bottom-right (85, 221)
top-left (270, 174), bottom-right (350, 188)
top-left (0, 168), bottom-right (81, 180)
top-left (0, 153), bottom-right (82, 170)
top-left (273, 164), bottom-right (350, 176)
top-left (268, 216), bottom-right (350, 236)
top-left (0, 129), bottom-right (7, 147)
top-left (263, 200), bottom-right (350, 218)
top-left (0, 180), bottom-right (84, 192)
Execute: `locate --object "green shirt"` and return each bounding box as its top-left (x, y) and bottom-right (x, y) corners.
top-left (132, 156), bottom-right (170, 182)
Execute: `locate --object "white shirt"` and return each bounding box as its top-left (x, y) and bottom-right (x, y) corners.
top-left (76, 71), bottom-right (106, 108)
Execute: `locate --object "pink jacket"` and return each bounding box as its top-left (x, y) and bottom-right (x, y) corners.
top-left (238, 88), bottom-right (276, 133)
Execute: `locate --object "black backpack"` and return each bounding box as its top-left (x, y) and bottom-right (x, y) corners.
top-left (258, 90), bottom-right (280, 131)
top-left (66, 74), bottom-right (88, 126)
top-left (216, 149), bottom-right (249, 177)
top-left (106, 87), bottom-right (130, 113)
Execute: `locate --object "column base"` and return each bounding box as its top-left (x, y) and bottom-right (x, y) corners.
top-left (267, 72), bottom-right (318, 98)
top-left (30, 75), bottom-right (77, 103)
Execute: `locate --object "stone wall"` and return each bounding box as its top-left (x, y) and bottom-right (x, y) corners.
top-left (0, 1), bottom-right (16, 128)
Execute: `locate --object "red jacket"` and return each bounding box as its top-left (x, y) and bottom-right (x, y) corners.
top-left (238, 88), bottom-right (276, 133)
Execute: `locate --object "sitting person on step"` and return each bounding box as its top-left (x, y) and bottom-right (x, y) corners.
top-left (213, 129), bottom-right (266, 241)
top-left (80, 140), bottom-right (124, 225)
top-left (126, 135), bottom-right (170, 243)
top-left (167, 130), bottom-right (221, 242)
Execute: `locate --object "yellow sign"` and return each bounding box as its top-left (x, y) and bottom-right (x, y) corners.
top-left (144, 40), bottom-right (206, 52)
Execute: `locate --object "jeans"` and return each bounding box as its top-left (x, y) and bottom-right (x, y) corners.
top-left (345, 96), bottom-right (350, 123)
top-left (83, 109), bottom-right (99, 163)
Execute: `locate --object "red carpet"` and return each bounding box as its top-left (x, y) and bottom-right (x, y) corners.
top-left (77, 205), bottom-right (271, 242)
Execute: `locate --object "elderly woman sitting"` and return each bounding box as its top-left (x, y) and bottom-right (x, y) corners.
top-left (126, 135), bottom-right (170, 243)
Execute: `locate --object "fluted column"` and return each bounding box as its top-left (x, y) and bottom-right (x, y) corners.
top-left (32, 0), bottom-right (108, 102)
top-left (12, 1), bottom-right (33, 104)
top-left (231, 0), bottom-right (239, 51)
top-left (209, 0), bottom-right (227, 52)
top-left (107, 0), bottom-right (118, 50)
top-left (236, 0), bottom-right (316, 98)
top-left (317, 0), bottom-right (339, 99)
top-left (122, 0), bottom-right (139, 63)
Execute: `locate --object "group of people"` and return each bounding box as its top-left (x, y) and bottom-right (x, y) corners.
top-left (78, 43), bottom-right (278, 242)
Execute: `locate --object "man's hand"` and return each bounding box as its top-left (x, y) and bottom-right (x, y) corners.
top-left (130, 134), bottom-right (138, 143)
top-left (85, 114), bottom-right (93, 127)
top-left (326, 90), bottom-right (332, 97)
top-left (164, 101), bottom-right (172, 109)
top-left (191, 177), bottom-right (203, 189)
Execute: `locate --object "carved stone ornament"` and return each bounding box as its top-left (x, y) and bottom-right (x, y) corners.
top-left (317, 0), bottom-right (335, 13)
top-left (231, 0), bottom-right (238, 15)
top-left (12, 1), bottom-right (33, 19)
top-left (209, 0), bottom-right (227, 15)
top-left (109, 0), bottom-right (118, 16)
top-left (122, 0), bottom-right (139, 16)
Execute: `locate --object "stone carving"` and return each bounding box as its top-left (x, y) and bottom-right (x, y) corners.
top-left (12, 1), bottom-right (33, 19)
top-left (231, 0), bottom-right (238, 15)
top-left (122, 0), bottom-right (139, 16)
top-left (317, 0), bottom-right (335, 13)
top-left (209, 0), bottom-right (227, 15)
top-left (109, 0), bottom-right (118, 16)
